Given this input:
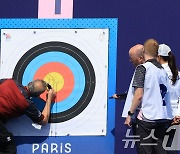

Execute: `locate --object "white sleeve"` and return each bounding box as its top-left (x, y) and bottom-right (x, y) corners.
top-left (176, 84), bottom-right (180, 115)
top-left (175, 73), bottom-right (180, 116)
top-left (176, 98), bottom-right (180, 116)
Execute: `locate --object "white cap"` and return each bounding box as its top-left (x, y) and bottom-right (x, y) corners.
top-left (158, 44), bottom-right (171, 56)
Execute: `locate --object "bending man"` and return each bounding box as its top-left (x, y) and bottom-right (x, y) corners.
top-left (0, 78), bottom-right (56, 154)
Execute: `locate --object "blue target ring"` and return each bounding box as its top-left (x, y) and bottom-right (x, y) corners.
top-left (22, 52), bottom-right (85, 113)
top-left (13, 42), bottom-right (96, 123)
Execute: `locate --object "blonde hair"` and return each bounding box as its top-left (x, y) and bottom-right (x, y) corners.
top-left (144, 39), bottom-right (159, 57)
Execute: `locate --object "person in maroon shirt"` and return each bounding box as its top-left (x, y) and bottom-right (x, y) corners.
top-left (0, 79), bottom-right (56, 154)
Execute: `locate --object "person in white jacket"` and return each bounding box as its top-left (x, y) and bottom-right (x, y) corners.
top-left (157, 44), bottom-right (180, 124)
top-left (125, 39), bottom-right (173, 154)
top-left (157, 44), bottom-right (180, 154)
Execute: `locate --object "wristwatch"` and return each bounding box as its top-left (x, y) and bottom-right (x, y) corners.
top-left (128, 111), bottom-right (134, 116)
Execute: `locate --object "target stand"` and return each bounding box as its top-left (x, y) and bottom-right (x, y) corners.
top-left (0, 19), bottom-right (117, 154)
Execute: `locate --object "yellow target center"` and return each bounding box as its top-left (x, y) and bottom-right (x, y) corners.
top-left (44, 72), bottom-right (64, 92)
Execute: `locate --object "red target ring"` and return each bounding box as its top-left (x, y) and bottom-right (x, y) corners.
top-left (33, 62), bottom-right (74, 102)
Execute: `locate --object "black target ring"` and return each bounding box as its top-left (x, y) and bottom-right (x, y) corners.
top-left (13, 41), bottom-right (96, 123)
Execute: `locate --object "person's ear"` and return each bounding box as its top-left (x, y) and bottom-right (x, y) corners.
top-left (139, 56), bottom-right (143, 61)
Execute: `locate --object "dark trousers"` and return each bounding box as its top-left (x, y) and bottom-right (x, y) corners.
top-left (131, 121), bottom-right (141, 153)
top-left (137, 120), bottom-right (169, 154)
top-left (0, 120), bottom-right (16, 154)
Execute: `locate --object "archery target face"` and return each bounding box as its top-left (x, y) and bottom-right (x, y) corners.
top-left (0, 29), bottom-right (109, 136)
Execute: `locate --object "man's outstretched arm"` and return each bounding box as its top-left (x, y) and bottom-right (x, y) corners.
top-left (38, 89), bottom-right (56, 125)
